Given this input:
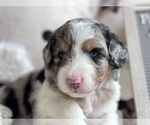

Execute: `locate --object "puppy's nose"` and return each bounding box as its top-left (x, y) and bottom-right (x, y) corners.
top-left (67, 77), bottom-right (82, 89)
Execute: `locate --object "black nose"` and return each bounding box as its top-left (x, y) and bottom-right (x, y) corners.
top-left (69, 83), bottom-right (80, 89)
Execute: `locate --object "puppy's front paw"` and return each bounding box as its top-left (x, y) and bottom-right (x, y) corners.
top-left (0, 105), bottom-right (12, 119)
top-left (33, 119), bottom-right (87, 125)
top-left (0, 105), bottom-right (13, 125)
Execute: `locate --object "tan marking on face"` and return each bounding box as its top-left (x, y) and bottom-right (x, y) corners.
top-left (82, 38), bottom-right (109, 84)
top-left (53, 39), bottom-right (71, 69)
top-left (56, 39), bottom-right (70, 52)
top-left (59, 59), bottom-right (68, 68)
top-left (82, 39), bottom-right (100, 52)
top-left (91, 59), bottom-right (110, 84)
top-left (96, 60), bottom-right (110, 83)
top-left (50, 65), bottom-right (59, 76)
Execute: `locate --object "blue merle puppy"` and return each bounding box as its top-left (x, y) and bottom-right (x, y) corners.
top-left (0, 18), bottom-right (128, 125)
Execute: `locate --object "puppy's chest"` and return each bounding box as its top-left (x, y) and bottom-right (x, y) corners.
top-left (76, 97), bottom-right (104, 119)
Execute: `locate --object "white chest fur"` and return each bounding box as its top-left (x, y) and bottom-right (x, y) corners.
top-left (77, 81), bottom-right (120, 119)
top-left (34, 80), bottom-right (120, 119)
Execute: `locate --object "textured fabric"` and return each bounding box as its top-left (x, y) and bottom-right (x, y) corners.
top-left (0, 41), bottom-right (34, 82)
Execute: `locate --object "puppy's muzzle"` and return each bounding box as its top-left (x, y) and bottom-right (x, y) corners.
top-left (67, 76), bottom-right (83, 90)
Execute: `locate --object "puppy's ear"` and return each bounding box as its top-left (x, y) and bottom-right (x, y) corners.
top-left (95, 23), bottom-right (128, 69)
top-left (108, 33), bottom-right (128, 69)
top-left (43, 37), bottom-right (55, 67)
top-left (42, 30), bottom-right (53, 42)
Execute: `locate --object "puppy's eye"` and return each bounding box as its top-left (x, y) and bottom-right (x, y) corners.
top-left (58, 51), bottom-right (65, 59)
top-left (89, 50), bottom-right (98, 58)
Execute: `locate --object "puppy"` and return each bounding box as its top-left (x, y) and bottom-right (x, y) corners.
top-left (0, 18), bottom-right (128, 125)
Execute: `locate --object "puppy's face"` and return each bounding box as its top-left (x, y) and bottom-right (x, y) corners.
top-left (43, 18), bottom-right (128, 98)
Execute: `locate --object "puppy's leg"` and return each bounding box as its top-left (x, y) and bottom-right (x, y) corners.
top-left (86, 113), bottom-right (119, 125)
top-left (35, 82), bottom-right (87, 125)
top-left (0, 104), bottom-right (13, 125)
top-left (33, 119), bottom-right (86, 125)
top-left (35, 96), bottom-right (86, 125)
top-left (101, 113), bottom-right (119, 125)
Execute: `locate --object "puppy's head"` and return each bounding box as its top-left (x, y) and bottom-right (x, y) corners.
top-left (43, 18), bottom-right (128, 98)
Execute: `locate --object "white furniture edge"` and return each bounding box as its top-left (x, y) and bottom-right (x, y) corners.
top-left (124, 6), bottom-right (150, 119)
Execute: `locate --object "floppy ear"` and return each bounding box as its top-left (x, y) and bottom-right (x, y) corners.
top-left (108, 33), bottom-right (128, 69)
top-left (95, 23), bottom-right (128, 69)
top-left (43, 36), bottom-right (55, 67)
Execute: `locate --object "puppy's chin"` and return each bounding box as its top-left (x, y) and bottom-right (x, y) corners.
top-left (57, 78), bottom-right (97, 98)
top-left (67, 91), bottom-right (95, 98)
top-left (57, 81), bottom-right (97, 98)
top-left (57, 82), bottom-right (96, 98)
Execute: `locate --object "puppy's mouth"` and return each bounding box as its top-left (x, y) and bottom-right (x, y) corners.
top-left (64, 83), bottom-right (98, 98)
top-left (68, 90), bottom-right (95, 95)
